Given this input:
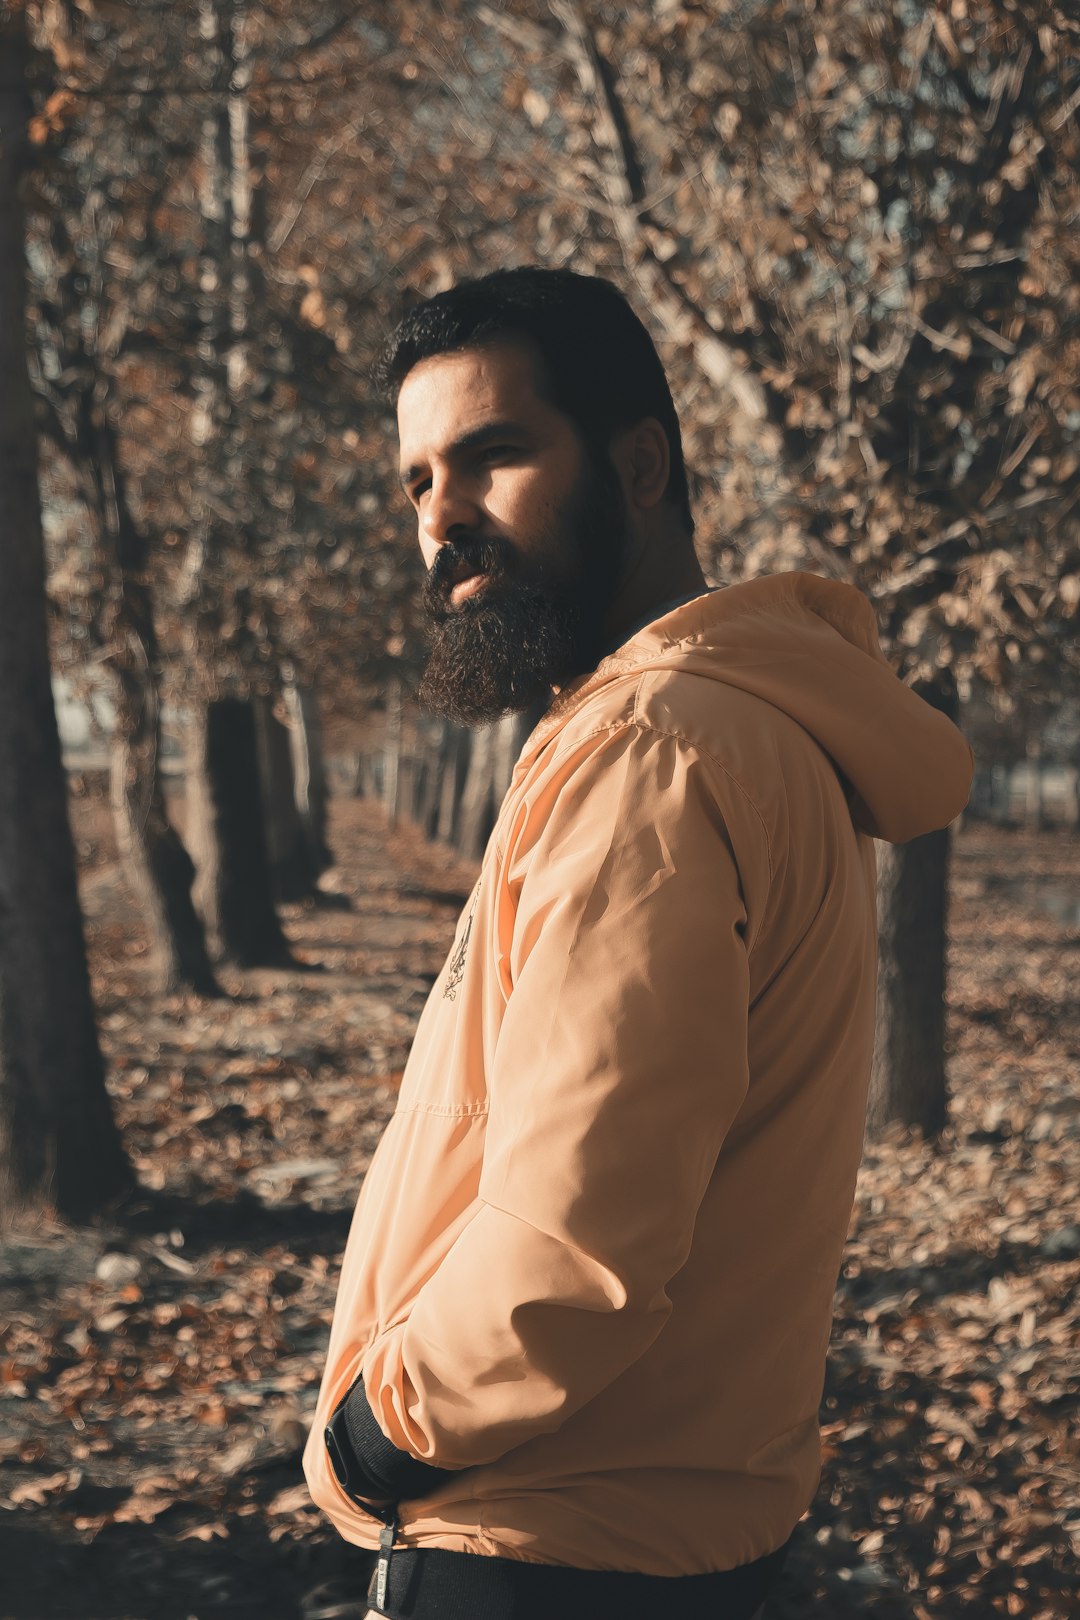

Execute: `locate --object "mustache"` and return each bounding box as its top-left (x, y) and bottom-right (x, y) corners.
top-left (423, 537), bottom-right (518, 616)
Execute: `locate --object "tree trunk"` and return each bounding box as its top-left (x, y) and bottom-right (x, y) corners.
top-left (0, 13), bottom-right (131, 1220)
top-left (398, 756), bottom-right (418, 827)
top-left (190, 0), bottom-right (231, 456)
top-left (254, 694), bottom-right (319, 902)
top-left (186, 698), bottom-right (293, 966)
top-left (352, 752), bottom-right (372, 799)
top-left (11, 21), bottom-right (217, 1001)
top-left (865, 673), bottom-right (958, 1141)
top-left (436, 726), bottom-right (470, 846)
top-left (990, 762), bottom-right (1007, 824)
top-left (225, 0), bottom-right (253, 404)
top-left (92, 398), bottom-right (221, 998)
top-left (110, 664), bottom-right (222, 996)
top-left (283, 678), bottom-right (332, 875)
top-left (416, 726), bottom-right (445, 839)
top-left (1024, 734), bottom-right (1044, 833)
top-left (384, 681), bottom-right (402, 831)
top-left (456, 723), bottom-right (498, 860)
top-left (440, 703), bottom-right (546, 856)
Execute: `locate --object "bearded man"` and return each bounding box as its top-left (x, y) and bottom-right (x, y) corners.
top-left (304, 267), bottom-right (974, 1619)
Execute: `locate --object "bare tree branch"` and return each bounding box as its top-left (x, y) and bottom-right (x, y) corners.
top-left (549, 0), bottom-right (768, 423)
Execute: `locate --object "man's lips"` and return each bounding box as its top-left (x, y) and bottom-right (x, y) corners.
top-left (429, 542), bottom-right (511, 610)
top-left (448, 571), bottom-right (492, 605)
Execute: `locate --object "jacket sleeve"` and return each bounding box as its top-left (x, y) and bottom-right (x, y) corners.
top-left (360, 720), bottom-right (771, 1475)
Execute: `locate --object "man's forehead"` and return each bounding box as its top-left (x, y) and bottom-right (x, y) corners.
top-left (396, 340), bottom-right (551, 445)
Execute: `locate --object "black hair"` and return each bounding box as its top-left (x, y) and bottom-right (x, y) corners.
top-left (376, 265), bottom-right (694, 536)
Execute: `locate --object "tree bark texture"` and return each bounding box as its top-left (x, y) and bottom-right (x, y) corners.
top-left (0, 14), bottom-right (131, 1220)
top-left (415, 732), bottom-right (443, 840)
top-left (455, 723), bottom-right (497, 860)
top-left (865, 673), bottom-right (959, 1141)
top-left (97, 428), bottom-right (220, 996)
top-left (110, 664), bottom-right (221, 997)
top-left (79, 394), bottom-right (221, 994)
top-left (384, 681), bottom-right (402, 831)
top-left (1025, 735), bottom-right (1044, 833)
top-left (435, 726), bottom-right (470, 846)
top-left (451, 711), bottom-right (538, 860)
top-left (283, 680), bottom-right (331, 875)
top-left (186, 698), bottom-right (292, 966)
top-left (14, 86), bottom-right (218, 998)
top-left (254, 695), bottom-right (320, 902)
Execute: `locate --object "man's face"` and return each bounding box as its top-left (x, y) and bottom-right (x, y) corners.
top-left (396, 341), bottom-right (626, 724)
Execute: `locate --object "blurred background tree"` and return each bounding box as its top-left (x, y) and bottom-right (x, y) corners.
top-left (0, 0), bottom-right (131, 1221)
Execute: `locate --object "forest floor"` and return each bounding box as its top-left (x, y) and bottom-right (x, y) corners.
top-left (1, 791), bottom-right (1078, 1620)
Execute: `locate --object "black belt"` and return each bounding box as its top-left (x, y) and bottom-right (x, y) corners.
top-left (361, 1537), bottom-right (789, 1619)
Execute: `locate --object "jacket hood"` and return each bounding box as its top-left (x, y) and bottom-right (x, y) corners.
top-left (519, 570), bottom-right (974, 845)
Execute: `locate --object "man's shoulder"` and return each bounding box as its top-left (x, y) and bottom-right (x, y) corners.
top-left (632, 665), bottom-right (806, 764)
top-left (528, 670), bottom-right (777, 896)
top-left (542, 663), bottom-right (834, 859)
top-left (555, 663), bottom-right (802, 770)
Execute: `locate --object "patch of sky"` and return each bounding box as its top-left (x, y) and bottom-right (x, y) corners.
top-left (909, 123), bottom-right (939, 153)
top-left (963, 66), bottom-right (998, 101)
top-left (805, 259), bottom-right (843, 303)
top-left (706, 149), bottom-right (735, 190)
top-left (460, 25), bottom-right (520, 90)
top-left (25, 239), bottom-right (48, 283)
top-left (844, 233), bottom-right (876, 282)
top-left (836, 123), bottom-right (876, 163)
top-left (870, 268), bottom-right (910, 315)
top-left (883, 197), bottom-right (912, 240)
top-left (356, 18), bottom-right (392, 56)
top-left (646, 0), bottom-right (764, 25)
top-left (927, 167), bottom-right (955, 219)
top-left (832, 80), bottom-right (904, 166)
top-left (911, 63), bottom-right (976, 117)
top-left (951, 419), bottom-right (980, 483)
top-left (411, 96), bottom-right (459, 136)
top-left (892, 0), bottom-right (927, 28)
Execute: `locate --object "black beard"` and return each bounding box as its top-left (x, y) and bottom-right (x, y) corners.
top-left (417, 468), bottom-right (625, 726)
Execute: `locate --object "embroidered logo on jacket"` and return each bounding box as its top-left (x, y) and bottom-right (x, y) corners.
top-left (443, 882), bottom-right (479, 1000)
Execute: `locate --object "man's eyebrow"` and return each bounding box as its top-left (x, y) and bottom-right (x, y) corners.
top-left (399, 419), bottom-right (532, 488)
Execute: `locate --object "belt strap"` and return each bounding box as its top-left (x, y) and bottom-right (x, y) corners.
top-left (365, 1538), bottom-right (789, 1620)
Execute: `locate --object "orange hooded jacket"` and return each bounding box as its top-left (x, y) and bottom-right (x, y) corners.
top-left (304, 571), bottom-right (974, 1574)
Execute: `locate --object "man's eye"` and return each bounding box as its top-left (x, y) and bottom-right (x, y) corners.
top-left (480, 445), bottom-right (514, 463)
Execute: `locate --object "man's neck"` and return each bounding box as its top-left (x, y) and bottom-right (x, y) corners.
top-left (602, 542), bottom-right (708, 649)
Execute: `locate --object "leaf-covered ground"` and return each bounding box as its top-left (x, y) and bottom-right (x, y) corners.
top-left (1, 793), bottom-right (1077, 1620)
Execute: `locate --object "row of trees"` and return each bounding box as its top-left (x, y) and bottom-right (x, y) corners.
top-left (3, 0), bottom-right (1079, 1221)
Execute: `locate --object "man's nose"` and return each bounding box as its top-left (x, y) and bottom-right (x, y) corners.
top-left (421, 472), bottom-right (481, 549)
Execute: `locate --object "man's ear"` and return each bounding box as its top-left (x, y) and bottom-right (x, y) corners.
top-left (610, 418), bottom-right (670, 512)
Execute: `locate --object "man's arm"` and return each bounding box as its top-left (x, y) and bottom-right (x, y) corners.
top-left (353, 720), bottom-right (771, 1485)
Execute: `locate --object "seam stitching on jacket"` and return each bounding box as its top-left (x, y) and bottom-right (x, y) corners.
top-left (621, 691), bottom-right (776, 877)
top-left (546, 707), bottom-right (775, 939)
top-left (396, 1099), bottom-right (490, 1119)
top-left (658, 725), bottom-right (777, 957)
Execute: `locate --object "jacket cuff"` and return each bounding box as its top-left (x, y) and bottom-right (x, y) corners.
top-left (340, 1376), bottom-right (457, 1502)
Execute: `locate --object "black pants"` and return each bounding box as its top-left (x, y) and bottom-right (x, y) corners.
top-left (360, 1540), bottom-right (788, 1619)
